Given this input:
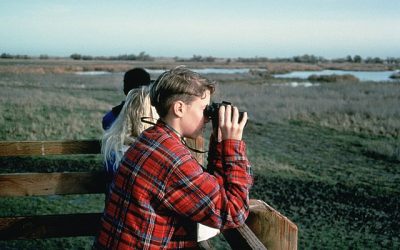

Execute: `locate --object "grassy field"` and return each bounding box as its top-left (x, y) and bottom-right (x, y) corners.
top-left (0, 59), bottom-right (399, 249)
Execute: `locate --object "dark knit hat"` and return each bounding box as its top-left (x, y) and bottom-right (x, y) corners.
top-left (123, 68), bottom-right (151, 95)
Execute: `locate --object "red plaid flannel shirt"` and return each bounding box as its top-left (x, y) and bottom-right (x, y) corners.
top-left (94, 121), bottom-right (253, 249)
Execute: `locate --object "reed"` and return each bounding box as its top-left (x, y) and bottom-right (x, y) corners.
top-left (215, 81), bottom-right (400, 138)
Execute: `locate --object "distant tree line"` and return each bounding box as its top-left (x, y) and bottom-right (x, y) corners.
top-left (1, 52), bottom-right (399, 65)
top-left (174, 55), bottom-right (216, 63)
top-left (0, 53), bottom-right (31, 59)
top-left (70, 51), bottom-right (153, 61)
top-left (0, 53), bottom-right (57, 60)
top-left (236, 54), bottom-right (400, 65)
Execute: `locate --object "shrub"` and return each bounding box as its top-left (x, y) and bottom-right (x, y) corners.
top-left (308, 74), bottom-right (359, 83)
top-left (39, 54), bottom-right (49, 60)
top-left (70, 53), bottom-right (82, 60)
top-left (389, 72), bottom-right (400, 79)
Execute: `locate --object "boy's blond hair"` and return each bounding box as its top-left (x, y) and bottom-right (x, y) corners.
top-left (150, 66), bottom-right (215, 118)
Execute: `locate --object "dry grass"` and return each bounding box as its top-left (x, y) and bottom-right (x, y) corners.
top-left (0, 73), bottom-right (118, 140)
top-left (214, 81), bottom-right (400, 138)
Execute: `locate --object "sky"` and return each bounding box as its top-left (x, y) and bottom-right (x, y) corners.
top-left (1, 0), bottom-right (399, 59)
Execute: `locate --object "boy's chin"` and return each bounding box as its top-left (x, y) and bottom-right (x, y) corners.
top-left (185, 127), bottom-right (205, 140)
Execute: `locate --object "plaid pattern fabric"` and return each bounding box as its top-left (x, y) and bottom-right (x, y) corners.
top-left (94, 121), bottom-right (253, 249)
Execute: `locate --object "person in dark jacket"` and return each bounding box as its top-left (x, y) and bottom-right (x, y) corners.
top-left (102, 67), bottom-right (151, 130)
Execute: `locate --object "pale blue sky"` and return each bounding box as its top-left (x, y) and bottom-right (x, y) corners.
top-left (1, 0), bottom-right (399, 59)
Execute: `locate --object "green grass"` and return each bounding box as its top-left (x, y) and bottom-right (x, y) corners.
top-left (0, 68), bottom-right (399, 249)
top-left (245, 121), bottom-right (399, 192)
top-left (245, 121), bottom-right (399, 249)
top-left (0, 73), bottom-right (121, 140)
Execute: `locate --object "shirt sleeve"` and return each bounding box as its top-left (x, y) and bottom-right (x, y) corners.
top-left (162, 139), bottom-right (253, 230)
top-left (206, 134), bottom-right (227, 179)
top-left (102, 111), bottom-right (116, 130)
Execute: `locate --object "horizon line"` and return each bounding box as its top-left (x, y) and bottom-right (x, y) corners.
top-left (1, 52), bottom-right (399, 61)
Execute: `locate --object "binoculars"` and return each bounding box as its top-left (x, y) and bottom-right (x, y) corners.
top-left (203, 101), bottom-right (245, 127)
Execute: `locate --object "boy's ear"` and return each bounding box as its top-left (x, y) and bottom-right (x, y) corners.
top-left (172, 100), bottom-right (185, 118)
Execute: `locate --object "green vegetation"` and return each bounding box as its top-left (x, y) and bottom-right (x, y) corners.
top-left (70, 51), bottom-right (153, 61)
top-left (391, 72), bottom-right (400, 79)
top-left (0, 62), bottom-right (399, 249)
top-left (308, 74), bottom-right (359, 82)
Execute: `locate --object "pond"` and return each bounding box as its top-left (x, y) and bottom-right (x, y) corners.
top-left (75, 71), bottom-right (111, 75)
top-left (274, 70), bottom-right (398, 82)
top-left (75, 68), bottom-right (399, 82)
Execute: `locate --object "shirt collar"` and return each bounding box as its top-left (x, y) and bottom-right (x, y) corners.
top-left (156, 119), bottom-right (183, 141)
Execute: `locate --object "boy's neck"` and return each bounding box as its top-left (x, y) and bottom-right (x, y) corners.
top-left (159, 118), bottom-right (183, 139)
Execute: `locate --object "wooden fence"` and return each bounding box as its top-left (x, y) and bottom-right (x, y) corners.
top-left (0, 140), bottom-right (297, 249)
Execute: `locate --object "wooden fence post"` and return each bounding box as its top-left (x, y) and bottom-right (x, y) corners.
top-left (246, 200), bottom-right (298, 250)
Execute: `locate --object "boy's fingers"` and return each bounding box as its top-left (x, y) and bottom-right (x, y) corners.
top-left (232, 106), bottom-right (239, 124)
top-left (224, 105), bottom-right (232, 125)
top-left (239, 112), bottom-right (248, 129)
top-left (219, 105), bottom-right (225, 126)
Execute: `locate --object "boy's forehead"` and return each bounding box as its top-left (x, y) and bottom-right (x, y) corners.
top-left (191, 90), bottom-right (211, 105)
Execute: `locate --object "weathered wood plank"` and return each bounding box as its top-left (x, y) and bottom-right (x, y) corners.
top-left (0, 213), bottom-right (101, 240)
top-left (0, 140), bottom-right (101, 157)
top-left (246, 199), bottom-right (298, 250)
top-left (0, 172), bottom-right (105, 196)
top-left (198, 239), bottom-right (215, 250)
top-left (223, 223), bottom-right (267, 250)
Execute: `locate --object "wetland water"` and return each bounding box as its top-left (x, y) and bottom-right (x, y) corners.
top-left (274, 69), bottom-right (398, 82)
top-left (76, 68), bottom-right (399, 82)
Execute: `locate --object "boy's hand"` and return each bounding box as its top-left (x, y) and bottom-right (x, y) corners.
top-left (217, 105), bottom-right (248, 142)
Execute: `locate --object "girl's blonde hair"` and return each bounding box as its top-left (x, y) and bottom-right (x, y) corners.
top-left (101, 85), bottom-right (157, 171)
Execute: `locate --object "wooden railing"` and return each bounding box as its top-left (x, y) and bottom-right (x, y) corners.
top-left (0, 140), bottom-right (297, 249)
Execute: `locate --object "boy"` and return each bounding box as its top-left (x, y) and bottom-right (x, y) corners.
top-left (94, 66), bottom-right (253, 249)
